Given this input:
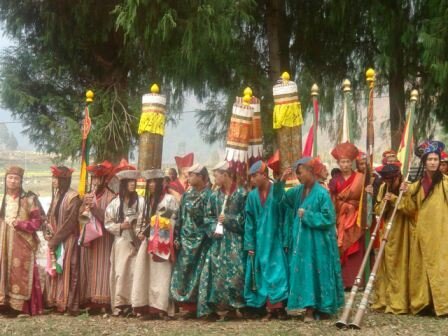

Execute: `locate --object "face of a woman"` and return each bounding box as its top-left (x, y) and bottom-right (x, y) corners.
top-left (6, 174), bottom-right (21, 192)
top-left (213, 171), bottom-right (225, 186)
top-left (127, 180), bottom-right (136, 192)
top-left (425, 153), bottom-right (440, 173)
top-left (149, 180), bottom-right (156, 193)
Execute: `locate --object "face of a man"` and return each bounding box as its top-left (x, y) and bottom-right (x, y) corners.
top-left (251, 172), bottom-right (267, 188)
top-left (296, 165), bottom-right (313, 185)
top-left (168, 169), bottom-right (177, 181)
top-left (338, 158), bottom-right (353, 174)
top-left (440, 162), bottom-right (448, 175)
top-left (127, 180), bottom-right (136, 193)
top-left (320, 166), bottom-right (329, 180)
top-left (91, 176), bottom-right (102, 189)
top-left (385, 156), bottom-right (397, 164)
top-left (213, 171), bottom-right (225, 187)
top-left (188, 172), bottom-right (201, 187)
top-left (357, 160), bottom-right (367, 174)
top-left (425, 153), bottom-right (440, 173)
top-left (6, 174), bottom-right (21, 193)
top-left (52, 176), bottom-right (59, 189)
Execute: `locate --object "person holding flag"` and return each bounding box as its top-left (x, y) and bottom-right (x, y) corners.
top-left (400, 140), bottom-right (448, 316)
top-left (244, 160), bottom-right (288, 320)
top-left (78, 161), bottom-right (116, 311)
top-left (45, 166), bottom-right (82, 315)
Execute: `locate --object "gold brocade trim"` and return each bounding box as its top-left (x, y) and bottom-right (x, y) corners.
top-left (138, 111), bottom-right (166, 135)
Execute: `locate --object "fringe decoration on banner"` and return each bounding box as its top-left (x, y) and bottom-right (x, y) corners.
top-left (225, 94), bottom-right (253, 174)
top-left (248, 95), bottom-right (263, 166)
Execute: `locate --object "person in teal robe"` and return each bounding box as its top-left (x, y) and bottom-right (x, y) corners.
top-left (170, 164), bottom-right (212, 317)
top-left (276, 157), bottom-right (344, 321)
top-left (197, 161), bottom-right (246, 320)
top-left (244, 160), bottom-right (289, 320)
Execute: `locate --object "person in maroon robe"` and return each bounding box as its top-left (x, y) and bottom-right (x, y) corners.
top-left (167, 153), bottom-right (194, 201)
top-left (0, 166), bottom-right (44, 316)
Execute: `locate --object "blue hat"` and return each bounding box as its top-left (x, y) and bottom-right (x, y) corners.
top-left (415, 140), bottom-right (445, 159)
top-left (249, 160), bottom-right (267, 175)
top-left (292, 156), bottom-right (312, 172)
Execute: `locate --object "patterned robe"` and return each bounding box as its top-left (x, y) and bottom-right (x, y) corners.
top-left (46, 189), bottom-right (82, 312)
top-left (79, 188), bottom-right (116, 306)
top-left (276, 182), bottom-right (344, 314)
top-left (244, 184), bottom-right (288, 308)
top-left (105, 196), bottom-right (144, 310)
top-left (0, 192), bottom-right (43, 315)
top-left (132, 194), bottom-right (179, 315)
top-left (170, 187), bottom-right (211, 308)
top-left (329, 171), bottom-right (365, 288)
top-left (197, 186), bottom-right (246, 317)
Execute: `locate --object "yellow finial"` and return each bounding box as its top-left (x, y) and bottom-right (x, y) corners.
top-left (342, 79), bottom-right (351, 92)
top-left (150, 83), bottom-right (160, 94)
top-left (243, 94), bottom-right (252, 105)
top-left (281, 72), bottom-right (290, 81)
top-left (86, 90), bottom-right (94, 103)
top-left (366, 68), bottom-right (375, 83)
top-left (410, 89), bottom-right (419, 101)
top-left (244, 87), bottom-right (253, 97)
top-left (311, 84), bottom-right (319, 97)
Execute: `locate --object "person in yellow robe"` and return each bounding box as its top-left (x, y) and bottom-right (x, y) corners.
top-left (400, 140), bottom-right (448, 316)
top-left (371, 163), bottom-right (411, 314)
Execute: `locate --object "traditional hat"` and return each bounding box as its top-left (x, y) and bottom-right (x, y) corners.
top-left (331, 142), bottom-right (359, 161)
top-left (175, 153), bottom-right (194, 170)
top-left (87, 160), bottom-right (113, 177)
top-left (293, 156), bottom-right (312, 172)
top-left (267, 150), bottom-right (280, 175)
top-left (51, 165), bottom-right (74, 178)
top-left (212, 161), bottom-right (230, 172)
top-left (440, 151), bottom-right (448, 163)
top-left (382, 149), bottom-right (397, 158)
top-left (5, 166), bottom-right (24, 178)
top-left (141, 169), bottom-right (164, 180)
top-left (187, 163), bottom-right (205, 174)
top-left (108, 159), bottom-right (137, 193)
top-left (356, 151), bottom-right (367, 161)
top-left (415, 140), bottom-right (445, 159)
top-left (377, 164), bottom-right (401, 180)
top-left (249, 160), bottom-right (267, 175)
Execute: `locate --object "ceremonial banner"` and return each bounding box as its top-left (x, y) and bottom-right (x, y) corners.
top-left (397, 92), bottom-right (417, 176)
top-left (303, 84), bottom-right (319, 156)
top-left (138, 84), bottom-right (166, 170)
top-left (248, 93), bottom-right (263, 166)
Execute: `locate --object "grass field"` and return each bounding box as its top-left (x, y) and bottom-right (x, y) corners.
top-left (1, 310), bottom-right (446, 336)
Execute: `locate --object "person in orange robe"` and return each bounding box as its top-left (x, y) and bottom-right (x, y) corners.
top-left (328, 142), bottom-right (365, 289)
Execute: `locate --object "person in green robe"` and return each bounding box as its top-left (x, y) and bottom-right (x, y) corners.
top-left (244, 160), bottom-right (289, 320)
top-left (169, 164), bottom-right (211, 317)
top-left (197, 161), bottom-right (247, 320)
top-left (276, 157), bottom-right (344, 322)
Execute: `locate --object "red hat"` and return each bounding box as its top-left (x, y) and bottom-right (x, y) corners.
top-left (51, 165), bottom-right (74, 178)
top-left (267, 150), bottom-right (280, 175)
top-left (382, 149), bottom-right (397, 158)
top-left (87, 160), bottom-right (113, 177)
top-left (111, 159), bottom-right (136, 176)
top-left (175, 153), bottom-right (194, 169)
top-left (331, 142), bottom-right (359, 161)
top-left (441, 151), bottom-right (448, 163)
top-left (356, 151), bottom-right (367, 161)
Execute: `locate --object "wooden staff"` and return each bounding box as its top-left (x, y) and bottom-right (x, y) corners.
top-left (335, 193), bottom-right (388, 328)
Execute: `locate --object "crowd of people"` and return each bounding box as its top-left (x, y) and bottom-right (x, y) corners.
top-left (0, 139), bottom-right (447, 323)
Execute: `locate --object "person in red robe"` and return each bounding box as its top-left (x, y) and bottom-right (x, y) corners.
top-left (329, 142), bottom-right (365, 289)
top-left (79, 161), bottom-right (116, 311)
top-left (167, 153), bottom-right (194, 201)
top-left (0, 166), bottom-right (44, 317)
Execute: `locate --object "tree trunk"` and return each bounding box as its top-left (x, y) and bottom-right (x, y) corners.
top-left (265, 0), bottom-right (302, 169)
